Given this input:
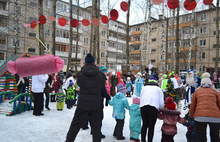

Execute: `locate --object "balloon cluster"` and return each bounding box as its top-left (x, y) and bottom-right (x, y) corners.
top-left (152, 0), bottom-right (213, 11)
top-left (29, 1), bottom-right (129, 29)
top-left (165, 79), bottom-right (179, 103)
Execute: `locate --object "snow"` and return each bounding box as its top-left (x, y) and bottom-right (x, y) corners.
top-left (0, 98), bottom-right (211, 142)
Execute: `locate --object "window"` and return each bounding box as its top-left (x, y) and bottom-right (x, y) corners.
top-left (45, 44), bottom-right (50, 51)
top-left (200, 14), bottom-right (206, 21)
top-left (136, 27), bottom-right (140, 31)
top-left (160, 54), bottom-right (165, 60)
top-left (0, 4), bottom-right (3, 10)
top-left (199, 52), bottom-right (205, 59)
top-left (152, 38), bottom-right (156, 42)
top-left (14, 6), bottom-right (21, 14)
top-left (131, 45), bottom-right (140, 51)
top-left (30, 2), bottom-right (38, 7)
top-left (151, 59), bottom-right (156, 63)
top-left (151, 49), bottom-right (156, 52)
top-left (45, 0), bottom-right (51, 8)
top-left (0, 16), bottom-right (7, 27)
top-left (101, 41), bottom-right (105, 47)
top-left (102, 31), bottom-right (106, 36)
top-left (101, 52), bottom-right (105, 58)
top-left (200, 40), bottom-right (206, 46)
top-left (11, 39), bottom-right (20, 47)
top-left (143, 46), bottom-right (147, 50)
top-left (72, 47), bottom-right (81, 54)
top-left (29, 32), bottom-right (37, 37)
top-left (84, 38), bottom-right (89, 44)
top-left (213, 30), bottom-right (220, 35)
top-left (84, 26), bottom-right (89, 32)
top-left (28, 48), bottom-right (36, 53)
top-left (0, 35), bottom-right (6, 44)
top-left (55, 44), bottom-right (68, 52)
top-left (85, 13), bottom-right (90, 19)
top-left (142, 55), bottom-right (146, 61)
top-left (214, 17), bottom-right (220, 21)
top-left (200, 27), bottom-right (206, 34)
top-left (83, 49), bottom-right (88, 56)
top-left (135, 37), bottom-right (140, 41)
top-left (199, 65), bottom-right (205, 72)
top-left (130, 54), bottom-right (140, 60)
top-left (213, 44), bottom-right (219, 48)
top-left (44, 29), bottom-right (51, 37)
top-left (29, 17), bottom-right (37, 22)
top-left (152, 28), bottom-right (157, 31)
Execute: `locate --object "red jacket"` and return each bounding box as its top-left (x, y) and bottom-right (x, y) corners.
top-left (158, 110), bottom-right (186, 135)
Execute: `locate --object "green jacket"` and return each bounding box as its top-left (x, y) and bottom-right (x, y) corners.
top-left (161, 79), bottom-right (168, 90)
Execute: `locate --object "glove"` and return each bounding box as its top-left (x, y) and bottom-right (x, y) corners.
top-left (105, 100), bottom-right (108, 106)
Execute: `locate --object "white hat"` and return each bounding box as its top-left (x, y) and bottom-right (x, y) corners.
top-left (112, 71), bottom-right (116, 75)
top-left (201, 72), bottom-right (212, 85)
top-left (137, 72), bottom-right (141, 76)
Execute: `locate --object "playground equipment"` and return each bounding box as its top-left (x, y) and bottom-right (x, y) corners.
top-left (0, 91), bottom-right (33, 116)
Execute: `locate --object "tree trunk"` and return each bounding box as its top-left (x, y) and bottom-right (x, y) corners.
top-left (90, 0), bottom-right (96, 55)
top-left (96, 0), bottom-right (100, 64)
top-left (52, 0), bottom-right (57, 55)
top-left (106, 0), bottom-right (110, 68)
top-left (171, 9), bottom-right (175, 71)
top-left (148, 0), bottom-right (152, 74)
top-left (215, 0), bottom-right (219, 76)
top-left (67, 0), bottom-right (73, 78)
top-left (162, 2), bottom-right (166, 74)
top-left (38, 0), bottom-right (45, 55)
top-left (165, 19), bottom-right (169, 73)
top-left (75, 0), bottom-right (79, 73)
top-left (188, 10), bottom-right (195, 70)
top-left (126, 0), bottom-right (131, 73)
top-left (14, 0), bottom-right (19, 55)
top-left (175, 4), bottom-right (180, 74)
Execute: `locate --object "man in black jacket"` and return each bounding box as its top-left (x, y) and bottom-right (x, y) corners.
top-left (65, 53), bottom-right (106, 142)
top-left (66, 66), bottom-right (75, 79)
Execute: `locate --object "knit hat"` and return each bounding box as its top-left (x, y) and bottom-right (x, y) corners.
top-left (163, 74), bottom-right (167, 78)
top-left (132, 95), bottom-right (140, 105)
top-left (69, 80), bottom-right (74, 87)
top-left (99, 66), bottom-right (108, 73)
top-left (137, 72), bottom-right (142, 76)
top-left (127, 77), bottom-right (131, 80)
top-left (201, 72), bottom-right (212, 85)
top-left (85, 53), bottom-right (95, 64)
top-left (59, 88), bottom-right (62, 91)
top-left (166, 97), bottom-right (176, 110)
top-left (117, 83), bottom-right (127, 93)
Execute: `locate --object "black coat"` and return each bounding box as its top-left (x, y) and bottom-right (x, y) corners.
top-left (44, 75), bottom-right (52, 93)
top-left (15, 74), bottom-right (28, 88)
top-left (66, 70), bottom-right (75, 79)
top-left (77, 65), bottom-right (106, 110)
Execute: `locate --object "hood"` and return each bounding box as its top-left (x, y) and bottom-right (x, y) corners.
top-left (130, 104), bottom-right (140, 111)
top-left (144, 81), bottom-right (159, 86)
top-left (81, 65), bottom-right (99, 77)
top-left (161, 109), bottom-right (180, 116)
top-left (115, 92), bottom-right (125, 99)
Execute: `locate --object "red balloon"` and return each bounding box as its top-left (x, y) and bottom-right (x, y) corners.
top-left (167, 0), bottom-right (179, 9)
top-left (101, 15), bottom-right (109, 24)
top-left (184, 0), bottom-right (197, 11)
top-left (203, 0), bottom-right (213, 5)
top-left (152, 0), bottom-right (163, 5)
top-left (30, 20), bottom-right (37, 29)
top-left (92, 18), bottom-right (99, 27)
top-left (82, 19), bottom-right (90, 26)
top-left (39, 15), bottom-right (46, 25)
top-left (58, 17), bottom-right (67, 26)
top-left (70, 19), bottom-right (79, 28)
top-left (120, 1), bottom-right (128, 12)
top-left (110, 9), bottom-right (119, 21)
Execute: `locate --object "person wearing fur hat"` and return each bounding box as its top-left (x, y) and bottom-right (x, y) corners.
top-left (129, 95), bottom-right (141, 142)
top-left (56, 88), bottom-right (65, 111)
top-left (158, 97), bottom-right (186, 142)
top-left (140, 78), bottom-right (164, 142)
top-left (189, 72), bottom-right (220, 142)
top-left (133, 72), bottom-right (144, 97)
top-left (65, 53), bottom-right (106, 142)
top-left (110, 71), bottom-right (118, 96)
top-left (126, 77), bottom-right (132, 97)
top-left (108, 83), bottom-right (130, 140)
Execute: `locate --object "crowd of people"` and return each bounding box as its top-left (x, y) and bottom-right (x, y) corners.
top-left (14, 53), bottom-right (220, 142)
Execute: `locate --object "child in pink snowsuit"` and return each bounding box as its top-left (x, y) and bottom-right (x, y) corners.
top-left (105, 81), bottom-right (111, 96)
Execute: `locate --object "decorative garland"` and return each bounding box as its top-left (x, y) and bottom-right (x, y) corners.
top-left (165, 79), bottom-right (179, 103)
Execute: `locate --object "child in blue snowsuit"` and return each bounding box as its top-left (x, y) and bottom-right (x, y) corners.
top-left (126, 77), bottom-right (132, 97)
top-left (129, 95), bottom-right (141, 142)
top-left (108, 83), bottom-right (130, 140)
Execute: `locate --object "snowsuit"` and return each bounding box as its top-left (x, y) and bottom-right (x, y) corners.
top-left (184, 117), bottom-right (197, 142)
top-left (158, 109), bottom-right (186, 142)
top-left (129, 104), bottom-right (141, 140)
top-left (108, 92), bottom-right (130, 139)
top-left (126, 80), bottom-right (132, 97)
top-left (134, 77), bottom-right (144, 97)
top-left (56, 92), bottom-right (65, 110)
top-left (66, 86), bottom-right (75, 109)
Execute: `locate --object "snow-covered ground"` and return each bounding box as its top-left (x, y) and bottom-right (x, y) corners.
top-left (0, 98), bottom-right (211, 142)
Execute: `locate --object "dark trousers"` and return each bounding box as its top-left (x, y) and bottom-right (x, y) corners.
top-left (126, 91), bottom-right (131, 97)
top-left (161, 133), bottom-right (174, 142)
top-left (113, 119), bottom-right (125, 139)
top-left (51, 95), bottom-right (56, 102)
top-left (65, 108), bottom-right (101, 142)
top-left (33, 93), bottom-right (44, 115)
top-left (141, 105), bottom-right (158, 142)
top-left (195, 121), bottom-right (220, 142)
top-left (82, 117), bottom-right (89, 129)
top-left (44, 93), bottom-right (50, 108)
top-left (18, 86), bottom-right (26, 101)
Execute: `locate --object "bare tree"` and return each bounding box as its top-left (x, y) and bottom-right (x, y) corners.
top-left (52, 0), bottom-right (57, 55)
top-left (96, 0), bottom-right (100, 64)
top-left (89, 0), bottom-right (96, 55)
top-left (171, 9), bottom-right (175, 71)
top-left (14, 0), bottom-right (19, 55)
top-left (175, 4), bottom-right (180, 74)
top-left (215, 0), bottom-right (219, 76)
top-left (106, 0), bottom-right (110, 68)
top-left (75, 0), bottom-right (79, 73)
top-left (126, 0), bottom-right (131, 73)
top-left (38, 0), bottom-right (45, 55)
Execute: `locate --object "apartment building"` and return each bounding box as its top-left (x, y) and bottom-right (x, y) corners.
top-left (0, 0), bottom-right (127, 72)
top-left (129, 4), bottom-right (220, 74)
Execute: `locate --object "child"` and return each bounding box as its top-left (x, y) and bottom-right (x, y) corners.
top-left (105, 80), bottom-right (111, 96)
top-left (126, 77), bottom-right (132, 97)
top-left (108, 83), bottom-right (130, 140)
top-left (56, 88), bottom-right (65, 111)
top-left (119, 78), bottom-right (125, 87)
top-left (129, 95), bottom-right (141, 142)
top-left (158, 97), bottom-right (186, 142)
top-left (66, 80), bottom-right (75, 109)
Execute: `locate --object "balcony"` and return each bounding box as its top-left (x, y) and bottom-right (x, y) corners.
top-left (0, 9), bottom-right (8, 17)
top-left (56, 25), bottom-right (82, 33)
top-left (55, 37), bottom-right (82, 45)
top-left (109, 26), bottom-right (126, 34)
top-left (167, 59), bottom-right (195, 63)
top-left (168, 36), bottom-right (181, 40)
top-left (107, 47), bottom-right (123, 53)
top-left (108, 36), bottom-right (126, 44)
top-left (131, 31), bottom-right (141, 35)
top-left (0, 44), bottom-right (7, 50)
top-left (0, 27), bottom-right (8, 34)
top-left (130, 50), bottom-right (140, 54)
top-left (168, 21), bottom-right (197, 29)
top-left (180, 46), bottom-right (196, 51)
top-left (130, 41), bottom-right (141, 45)
top-left (130, 60), bottom-right (140, 64)
top-left (55, 51), bottom-right (82, 58)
